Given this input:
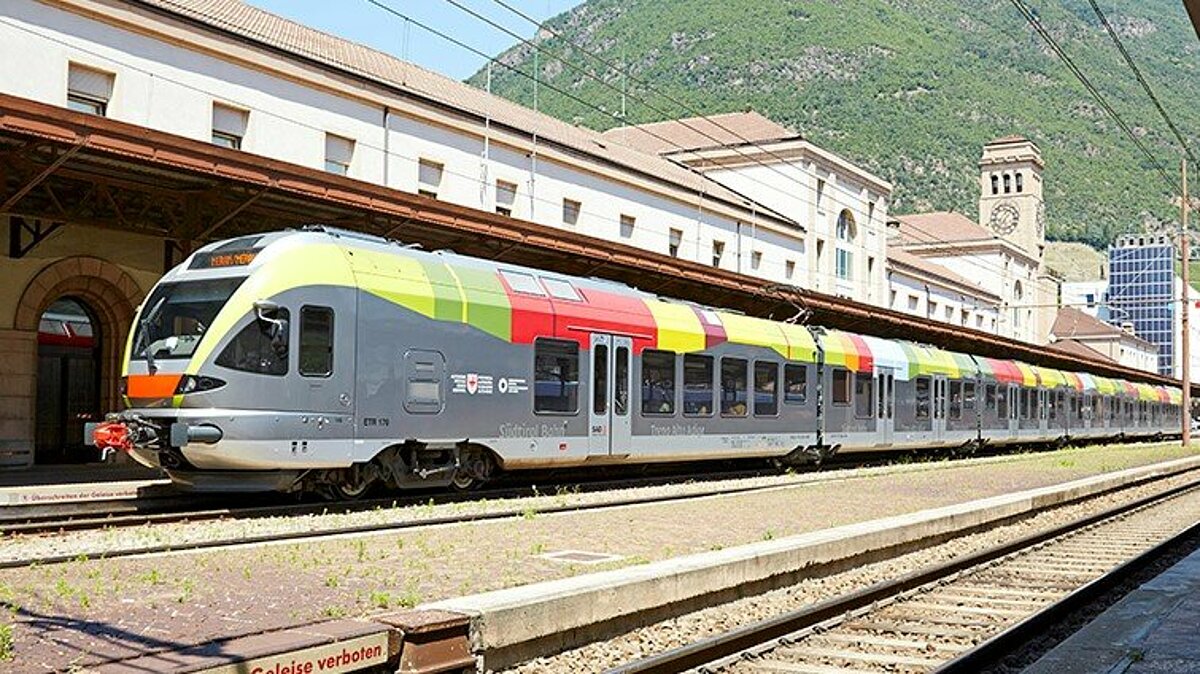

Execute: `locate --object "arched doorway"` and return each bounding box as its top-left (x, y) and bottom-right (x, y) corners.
top-left (35, 297), bottom-right (102, 463)
top-left (14, 256), bottom-right (144, 467)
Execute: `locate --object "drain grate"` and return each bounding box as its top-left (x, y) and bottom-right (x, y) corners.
top-left (538, 550), bottom-right (625, 565)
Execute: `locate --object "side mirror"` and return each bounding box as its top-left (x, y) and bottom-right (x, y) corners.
top-left (254, 300), bottom-right (281, 321)
top-left (270, 318), bottom-right (289, 357)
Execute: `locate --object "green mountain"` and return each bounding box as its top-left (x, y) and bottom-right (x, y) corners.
top-left (471, 0), bottom-right (1200, 249)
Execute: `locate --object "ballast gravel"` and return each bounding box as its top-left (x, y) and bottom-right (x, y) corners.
top-left (0, 442), bottom-right (1193, 672)
top-left (503, 470), bottom-right (1200, 673)
top-left (3, 444), bottom-right (1174, 565)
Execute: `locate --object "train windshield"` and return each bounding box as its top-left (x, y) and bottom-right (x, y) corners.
top-left (132, 277), bottom-right (246, 361)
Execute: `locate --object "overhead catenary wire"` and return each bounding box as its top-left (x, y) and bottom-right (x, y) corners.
top-left (476, 0), bottom-right (1070, 287)
top-left (1009, 0), bottom-right (1180, 197)
top-left (1087, 0), bottom-right (1199, 169)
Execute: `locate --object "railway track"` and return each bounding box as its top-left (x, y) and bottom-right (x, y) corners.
top-left (605, 475), bottom-right (1200, 674)
top-left (0, 447), bottom-right (981, 537)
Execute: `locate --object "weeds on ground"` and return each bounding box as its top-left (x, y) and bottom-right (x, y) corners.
top-left (0, 623), bottom-right (13, 661)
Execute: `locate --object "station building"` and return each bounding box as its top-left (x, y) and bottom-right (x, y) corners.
top-left (888, 137), bottom-right (1062, 345)
top-left (0, 0), bottom-right (897, 468)
top-left (603, 112), bottom-right (892, 304)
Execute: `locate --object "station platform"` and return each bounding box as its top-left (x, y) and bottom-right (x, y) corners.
top-left (0, 460), bottom-right (168, 506)
top-left (1025, 544), bottom-right (1200, 674)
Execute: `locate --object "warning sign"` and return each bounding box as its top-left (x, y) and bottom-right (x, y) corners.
top-left (199, 632), bottom-right (390, 674)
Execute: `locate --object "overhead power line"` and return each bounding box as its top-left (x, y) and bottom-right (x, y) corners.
top-left (1008, 0), bottom-right (1180, 196)
top-left (1087, 0), bottom-right (1199, 168)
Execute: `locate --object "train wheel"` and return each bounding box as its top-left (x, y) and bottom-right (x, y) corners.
top-left (449, 470), bottom-right (480, 492)
top-left (329, 464), bottom-right (377, 500)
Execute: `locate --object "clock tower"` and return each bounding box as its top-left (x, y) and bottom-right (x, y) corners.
top-left (979, 136), bottom-right (1045, 257)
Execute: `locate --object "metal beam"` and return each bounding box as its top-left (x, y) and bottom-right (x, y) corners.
top-left (194, 186), bottom-right (269, 240)
top-left (0, 142), bottom-right (83, 213)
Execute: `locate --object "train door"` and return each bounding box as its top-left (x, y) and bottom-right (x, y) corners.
top-left (1007, 385), bottom-right (1018, 435)
top-left (932, 375), bottom-right (947, 441)
top-left (876, 368), bottom-right (894, 445)
top-left (588, 334), bottom-right (632, 456)
top-left (1037, 389), bottom-right (1048, 433)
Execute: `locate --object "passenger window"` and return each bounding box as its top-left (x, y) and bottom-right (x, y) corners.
top-left (832, 369), bottom-right (852, 406)
top-left (996, 385), bottom-right (1008, 420)
top-left (298, 306), bottom-right (334, 377)
top-left (915, 376), bottom-right (930, 419)
top-left (683, 354), bottom-right (714, 416)
top-left (854, 373), bottom-right (873, 418)
top-left (1019, 389), bottom-right (1030, 420)
top-left (215, 309), bottom-right (290, 376)
top-left (784, 364), bottom-right (808, 404)
top-left (963, 382), bottom-right (976, 411)
top-left (641, 350), bottom-right (676, 415)
top-left (721, 358), bottom-right (749, 417)
top-left (985, 384), bottom-right (997, 412)
top-left (533, 339), bottom-right (578, 413)
top-left (1049, 391), bottom-right (1058, 420)
top-left (754, 361), bottom-right (778, 417)
top-left (593, 343), bottom-right (608, 415)
top-left (948, 381), bottom-right (962, 420)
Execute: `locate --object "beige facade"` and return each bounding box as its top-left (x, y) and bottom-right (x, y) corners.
top-left (0, 223), bottom-right (159, 466)
top-left (888, 137), bottom-right (1062, 344)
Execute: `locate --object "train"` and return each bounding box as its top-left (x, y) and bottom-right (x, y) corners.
top-left (89, 227), bottom-right (1184, 496)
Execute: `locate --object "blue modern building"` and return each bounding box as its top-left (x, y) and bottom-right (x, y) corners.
top-left (1105, 234), bottom-right (1176, 375)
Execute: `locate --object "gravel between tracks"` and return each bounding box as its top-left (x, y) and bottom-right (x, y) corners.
top-left (501, 469), bottom-right (1200, 674)
top-left (0, 442), bottom-right (1192, 672)
top-left (3, 443), bottom-right (1180, 564)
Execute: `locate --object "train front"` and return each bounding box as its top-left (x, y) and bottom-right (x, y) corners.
top-left (89, 230), bottom-right (352, 492)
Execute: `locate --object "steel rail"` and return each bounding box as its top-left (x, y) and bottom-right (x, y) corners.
top-left (602, 474), bottom-right (1200, 674)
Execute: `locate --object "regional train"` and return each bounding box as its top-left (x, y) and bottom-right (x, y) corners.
top-left (89, 227), bottom-right (1184, 496)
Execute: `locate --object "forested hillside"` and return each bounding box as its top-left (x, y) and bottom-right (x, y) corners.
top-left (473, 0), bottom-right (1200, 248)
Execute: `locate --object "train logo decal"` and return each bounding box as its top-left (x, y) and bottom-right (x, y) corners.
top-left (497, 377), bottom-right (528, 394)
top-left (450, 374), bottom-right (527, 395)
top-left (451, 373), bottom-right (493, 395)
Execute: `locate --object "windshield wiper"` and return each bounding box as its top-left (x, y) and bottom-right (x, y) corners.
top-left (135, 296), bottom-right (167, 375)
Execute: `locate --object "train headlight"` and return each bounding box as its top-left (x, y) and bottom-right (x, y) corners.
top-left (175, 375), bottom-right (227, 394)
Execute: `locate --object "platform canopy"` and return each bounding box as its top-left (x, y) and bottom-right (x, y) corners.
top-left (0, 92), bottom-right (1187, 391)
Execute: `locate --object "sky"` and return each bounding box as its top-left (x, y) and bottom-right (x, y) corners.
top-left (244, 0), bottom-right (580, 81)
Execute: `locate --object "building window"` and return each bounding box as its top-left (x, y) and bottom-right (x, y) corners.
top-left (712, 240), bottom-right (725, 267)
top-left (785, 260), bottom-right (796, 280)
top-left (668, 228), bottom-right (682, 257)
top-left (562, 198), bottom-right (581, 226)
top-left (929, 301), bottom-right (938, 317)
top-left (836, 210), bottom-right (856, 242)
top-left (835, 248), bottom-right (852, 280)
top-left (816, 178), bottom-right (826, 213)
top-left (417, 158), bottom-right (443, 197)
top-left (976, 314), bottom-right (984, 328)
top-left (211, 103), bottom-right (247, 150)
top-left (325, 134), bottom-right (355, 176)
top-left (867, 256), bottom-right (875, 278)
top-left (750, 250), bottom-right (762, 270)
top-left (67, 63), bottom-right (113, 116)
top-left (533, 339), bottom-right (579, 414)
top-left (619, 214), bottom-right (635, 238)
top-left (1003, 173), bottom-right (1011, 193)
top-left (991, 174), bottom-right (999, 195)
top-left (816, 239), bottom-right (826, 271)
top-left (495, 180), bottom-right (517, 216)
top-left (890, 290), bottom-right (897, 306)
top-left (1015, 172), bottom-right (1024, 192)
top-left (907, 295), bottom-right (919, 311)
top-left (944, 305), bottom-right (953, 321)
